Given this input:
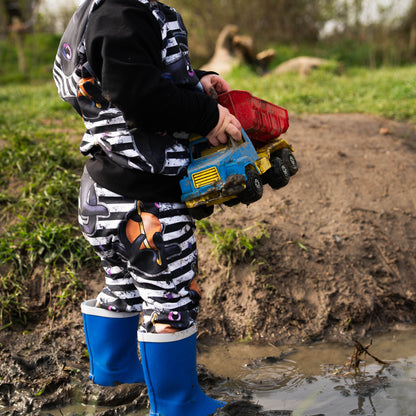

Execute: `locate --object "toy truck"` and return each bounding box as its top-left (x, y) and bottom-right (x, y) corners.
top-left (179, 90), bottom-right (297, 219)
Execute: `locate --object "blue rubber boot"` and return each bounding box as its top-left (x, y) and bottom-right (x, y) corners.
top-left (138, 325), bottom-right (224, 416)
top-left (81, 299), bottom-right (145, 386)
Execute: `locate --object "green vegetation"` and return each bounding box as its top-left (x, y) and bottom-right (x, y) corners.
top-left (0, 33), bottom-right (61, 83)
top-left (0, 82), bottom-right (94, 328)
top-left (197, 219), bottom-right (269, 266)
top-left (0, 32), bottom-right (415, 329)
top-left (228, 65), bottom-right (416, 124)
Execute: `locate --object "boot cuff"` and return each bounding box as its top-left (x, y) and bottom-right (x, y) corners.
top-left (137, 324), bottom-right (197, 343)
top-left (81, 299), bottom-right (140, 318)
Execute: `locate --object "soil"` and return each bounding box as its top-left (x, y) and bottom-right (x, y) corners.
top-left (1, 114), bottom-right (416, 415)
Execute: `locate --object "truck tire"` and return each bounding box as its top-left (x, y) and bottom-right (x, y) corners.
top-left (239, 169), bottom-right (263, 205)
top-left (264, 156), bottom-right (290, 189)
top-left (224, 197), bottom-right (240, 207)
top-left (277, 148), bottom-right (298, 175)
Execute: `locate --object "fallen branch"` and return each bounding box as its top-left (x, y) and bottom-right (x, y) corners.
top-left (342, 339), bottom-right (387, 374)
top-left (200, 25), bottom-right (275, 75)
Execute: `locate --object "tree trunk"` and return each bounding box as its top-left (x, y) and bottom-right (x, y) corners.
top-left (5, 0), bottom-right (28, 75)
top-left (410, 21), bottom-right (416, 59)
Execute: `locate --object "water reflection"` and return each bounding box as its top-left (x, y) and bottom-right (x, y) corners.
top-left (198, 325), bottom-right (416, 415)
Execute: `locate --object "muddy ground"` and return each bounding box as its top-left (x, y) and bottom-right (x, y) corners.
top-left (1, 113), bottom-right (416, 415)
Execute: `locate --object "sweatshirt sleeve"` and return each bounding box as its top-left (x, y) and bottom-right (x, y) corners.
top-left (85, 0), bottom-right (219, 136)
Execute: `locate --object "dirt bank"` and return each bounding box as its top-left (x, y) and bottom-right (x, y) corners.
top-left (198, 113), bottom-right (416, 346)
top-left (1, 114), bottom-right (415, 415)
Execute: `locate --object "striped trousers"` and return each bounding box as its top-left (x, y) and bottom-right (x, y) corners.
top-left (78, 168), bottom-right (201, 331)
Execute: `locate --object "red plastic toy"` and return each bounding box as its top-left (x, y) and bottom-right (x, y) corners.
top-left (217, 90), bottom-right (289, 147)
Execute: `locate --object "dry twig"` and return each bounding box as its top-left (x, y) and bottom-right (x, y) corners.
top-left (342, 340), bottom-right (387, 374)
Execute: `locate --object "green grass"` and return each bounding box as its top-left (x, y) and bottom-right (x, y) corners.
top-left (197, 219), bottom-right (269, 266)
top-left (227, 65), bottom-right (416, 124)
top-left (0, 82), bottom-right (94, 328)
top-left (0, 82), bottom-right (81, 135)
top-left (0, 61), bottom-right (415, 328)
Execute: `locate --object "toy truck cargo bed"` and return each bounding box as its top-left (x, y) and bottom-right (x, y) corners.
top-left (217, 90), bottom-right (289, 147)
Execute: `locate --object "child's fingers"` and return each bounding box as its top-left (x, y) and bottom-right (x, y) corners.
top-left (226, 123), bottom-right (242, 141)
top-left (208, 136), bottom-right (220, 146)
top-left (206, 104), bottom-right (242, 146)
top-left (212, 76), bottom-right (231, 94)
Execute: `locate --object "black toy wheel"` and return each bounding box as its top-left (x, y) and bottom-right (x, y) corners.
top-left (277, 148), bottom-right (298, 175)
top-left (224, 197), bottom-right (240, 207)
top-left (239, 169), bottom-right (263, 205)
top-left (263, 156), bottom-right (290, 189)
top-left (188, 205), bottom-right (214, 220)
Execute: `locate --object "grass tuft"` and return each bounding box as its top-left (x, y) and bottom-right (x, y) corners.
top-left (197, 219), bottom-right (269, 266)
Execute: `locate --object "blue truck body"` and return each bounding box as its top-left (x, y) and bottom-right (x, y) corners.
top-left (180, 130), bottom-right (261, 206)
top-left (180, 129), bottom-right (296, 212)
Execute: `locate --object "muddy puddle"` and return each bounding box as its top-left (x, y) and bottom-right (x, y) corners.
top-left (42, 325), bottom-right (416, 416)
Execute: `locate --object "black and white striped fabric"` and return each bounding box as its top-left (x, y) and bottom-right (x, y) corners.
top-left (53, 0), bottom-right (200, 176)
top-left (79, 168), bottom-right (200, 330)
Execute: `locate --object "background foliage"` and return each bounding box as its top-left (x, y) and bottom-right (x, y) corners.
top-left (1, 0), bottom-right (416, 69)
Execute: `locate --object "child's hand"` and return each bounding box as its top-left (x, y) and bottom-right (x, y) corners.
top-left (206, 104), bottom-right (242, 146)
top-left (200, 74), bottom-right (231, 99)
